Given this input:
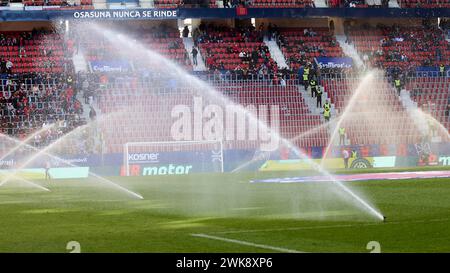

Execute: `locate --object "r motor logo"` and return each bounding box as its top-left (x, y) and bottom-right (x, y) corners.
top-left (142, 164), bottom-right (193, 176)
top-left (120, 164), bottom-right (193, 176)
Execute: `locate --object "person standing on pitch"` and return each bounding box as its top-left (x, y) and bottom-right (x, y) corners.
top-left (45, 160), bottom-right (51, 180)
top-left (342, 148), bottom-right (350, 169)
top-left (316, 85), bottom-right (323, 108)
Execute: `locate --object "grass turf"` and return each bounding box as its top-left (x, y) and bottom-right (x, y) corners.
top-left (0, 171), bottom-right (449, 253)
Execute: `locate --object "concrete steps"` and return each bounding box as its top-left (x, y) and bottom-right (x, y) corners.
top-left (388, 0), bottom-right (400, 7)
top-left (182, 37), bottom-right (207, 72)
top-left (297, 84), bottom-right (348, 145)
top-left (264, 38), bottom-right (289, 69)
top-left (399, 89), bottom-right (441, 142)
top-left (336, 34), bottom-right (364, 69)
top-left (72, 49), bottom-right (89, 73)
top-left (314, 0), bottom-right (328, 7)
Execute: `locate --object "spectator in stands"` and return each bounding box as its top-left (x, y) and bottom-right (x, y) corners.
top-left (316, 85), bottom-right (323, 108)
top-left (34, 133), bottom-right (42, 148)
top-left (89, 106), bottom-right (96, 121)
top-left (239, 50), bottom-right (247, 60)
top-left (280, 77), bottom-right (286, 87)
top-left (223, 0), bottom-right (231, 8)
top-left (267, 23), bottom-right (273, 41)
top-left (440, 64), bottom-right (446, 77)
top-left (191, 46), bottom-right (198, 66)
top-left (303, 28), bottom-right (309, 37)
top-left (182, 26), bottom-right (189, 38)
top-left (19, 45), bottom-right (26, 58)
top-left (5, 59), bottom-right (12, 74)
top-left (67, 75), bottom-right (74, 86)
top-left (251, 49), bottom-right (259, 66)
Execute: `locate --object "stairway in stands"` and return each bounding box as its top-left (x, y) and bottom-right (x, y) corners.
top-left (388, 0), bottom-right (400, 7)
top-left (335, 34), bottom-right (365, 69)
top-left (398, 90), bottom-right (431, 141)
top-left (182, 37), bottom-right (207, 71)
top-left (263, 37), bottom-right (289, 69)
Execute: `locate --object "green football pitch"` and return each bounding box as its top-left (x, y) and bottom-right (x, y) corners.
top-left (0, 169), bottom-right (449, 253)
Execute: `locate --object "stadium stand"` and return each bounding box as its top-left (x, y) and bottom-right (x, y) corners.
top-left (0, 73), bottom-right (86, 148)
top-left (22, 0), bottom-right (94, 7)
top-left (322, 74), bottom-right (423, 145)
top-left (348, 24), bottom-right (450, 76)
top-left (215, 79), bottom-right (328, 148)
top-left (406, 74), bottom-right (450, 129)
top-left (74, 24), bottom-right (192, 71)
top-left (194, 24), bottom-right (278, 76)
top-left (2, 19), bottom-right (449, 152)
top-left (327, 0), bottom-right (370, 7)
top-left (96, 76), bottom-right (327, 152)
top-left (0, 30), bottom-right (67, 74)
top-left (345, 23), bottom-right (450, 137)
top-left (397, 0), bottom-right (450, 8)
top-left (0, 29), bottom-right (86, 153)
top-left (153, 0), bottom-right (181, 8)
top-left (249, 0), bottom-right (315, 8)
top-left (275, 27), bottom-right (344, 70)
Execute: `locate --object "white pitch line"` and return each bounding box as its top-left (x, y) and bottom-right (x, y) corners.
top-left (208, 217), bottom-right (450, 235)
top-left (191, 233), bottom-right (305, 253)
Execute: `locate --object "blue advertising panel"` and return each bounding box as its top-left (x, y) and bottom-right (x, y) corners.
top-left (3, 142), bottom-right (450, 174)
top-left (1, 8), bottom-right (450, 22)
top-left (316, 57), bottom-right (353, 69)
top-left (90, 60), bottom-right (131, 72)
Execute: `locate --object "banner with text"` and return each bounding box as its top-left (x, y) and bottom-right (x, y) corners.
top-left (316, 57), bottom-right (353, 69)
top-left (72, 9), bottom-right (178, 20)
top-left (90, 60), bottom-right (131, 72)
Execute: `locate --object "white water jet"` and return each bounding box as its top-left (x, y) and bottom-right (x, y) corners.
top-left (411, 108), bottom-right (450, 141)
top-left (321, 71), bottom-right (376, 163)
top-left (0, 123), bottom-right (57, 164)
top-left (0, 112), bottom-right (143, 200)
top-left (85, 22), bottom-right (384, 221)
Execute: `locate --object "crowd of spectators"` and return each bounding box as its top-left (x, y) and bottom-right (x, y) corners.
top-left (221, 0), bottom-right (252, 8)
top-left (193, 23), bottom-right (279, 80)
top-left (347, 22), bottom-right (449, 80)
top-left (0, 28), bottom-right (69, 76)
top-left (440, 18), bottom-right (450, 38)
top-left (0, 71), bottom-right (88, 153)
top-left (276, 27), bottom-right (338, 67)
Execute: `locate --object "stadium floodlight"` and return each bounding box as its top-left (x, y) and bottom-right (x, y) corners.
top-left (124, 140), bottom-right (224, 177)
